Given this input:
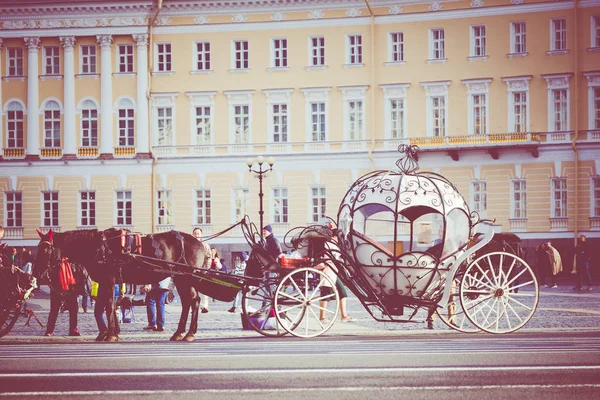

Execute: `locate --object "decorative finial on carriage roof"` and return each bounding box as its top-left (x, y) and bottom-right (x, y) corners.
top-left (395, 144), bottom-right (420, 174)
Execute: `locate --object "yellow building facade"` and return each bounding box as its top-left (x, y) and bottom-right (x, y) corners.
top-left (0, 0), bottom-right (599, 266)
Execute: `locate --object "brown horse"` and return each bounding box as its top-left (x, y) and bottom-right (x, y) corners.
top-left (34, 228), bottom-right (211, 342)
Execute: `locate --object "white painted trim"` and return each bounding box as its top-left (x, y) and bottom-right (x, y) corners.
top-left (154, 41), bottom-right (172, 73)
top-left (40, 97), bottom-right (64, 112)
top-left (591, 176), bottom-right (600, 218)
top-left (462, 78), bottom-right (491, 135)
top-left (387, 31), bottom-right (404, 63)
top-left (115, 43), bottom-right (134, 74)
top-left (301, 87), bottom-right (331, 144)
top-left (264, 89), bottom-right (293, 144)
top-left (186, 92), bottom-right (216, 147)
top-left (421, 81), bottom-right (450, 137)
top-left (381, 83), bottom-right (410, 140)
top-left (503, 76), bottom-right (531, 133)
top-left (584, 72), bottom-right (600, 130)
top-left (549, 17), bottom-right (568, 52)
top-left (2, 98), bottom-right (27, 114)
top-left (150, 92), bottom-right (178, 147)
top-left (225, 90), bottom-right (254, 145)
top-left (192, 40), bottom-right (211, 72)
top-left (307, 35), bottom-right (326, 67)
top-left (542, 73), bottom-right (572, 132)
top-left (590, 15), bottom-right (600, 48)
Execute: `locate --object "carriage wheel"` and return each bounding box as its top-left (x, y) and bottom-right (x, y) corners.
top-left (436, 269), bottom-right (480, 333)
top-left (241, 277), bottom-right (289, 337)
top-left (460, 251), bottom-right (539, 334)
top-left (0, 302), bottom-right (21, 338)
top-left (274, 267), bottom-right (339, 338)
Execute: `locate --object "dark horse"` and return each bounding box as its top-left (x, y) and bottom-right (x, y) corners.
top-left (35, 228), bottom-right (210, 342)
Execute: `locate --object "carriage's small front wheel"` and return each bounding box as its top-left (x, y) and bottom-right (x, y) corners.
top-left (241, 277), bottom-right (289, 337)
top-left (460, 251), bottom-right (539, 334)
top-left (274, 267), bottom-right (339, 338)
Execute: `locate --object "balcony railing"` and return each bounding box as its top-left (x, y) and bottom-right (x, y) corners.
top-left (509, 218), bottom-right (527, 232)
top-left (2, 227), bottom-right (23, 239)
top-left (549, 217), bottom-right (568, 231)
top-left (2, 147), bottom-right (26, 159)
top-left (114, 146), bottom-right (136, 158)
top-left (590, 217), bottom-right (600, 231)
top-left (40, 147), bottom-right (63, 159)
top-left (77, 147), bottom-right (99, 159)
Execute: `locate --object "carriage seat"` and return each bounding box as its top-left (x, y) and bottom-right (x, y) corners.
top-left (249, 244), bottom-right (280, 272)
top-left (352, 231), bottom-right (394, 259)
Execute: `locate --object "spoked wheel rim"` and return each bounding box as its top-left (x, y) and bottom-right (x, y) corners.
top-left (460, 251), bottom-right (539, 334)
top-left (241, 277), bottom-right (289, 337)
top-left (436, 273), bottom-right (480, 333)
top-left (274, 267), bottom-right (339, 338)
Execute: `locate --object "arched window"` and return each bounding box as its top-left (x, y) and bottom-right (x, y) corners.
top-left (80, 100), bottom-right (98, 147)
top-left (6, 101), bottom-right (24, 148)
top-left (43, 100), bottom-right (61, 148)
top-left (118, 98), bottom-right (135, 147)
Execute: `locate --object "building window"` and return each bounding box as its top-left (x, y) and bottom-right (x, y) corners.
top-left (551, 177), bottom-right (567, 218)
top-left (195, 189), bottom-right (212, 225)
top-left (195, 41), bottom-right (211, 71)
top-left (272, 104), bottom-right (288, 142)
top-left (5, 192), bottom-right (22, 228)
top-left (116, 190), bottom-right (132, 226)
top-left (472, 94), bottom-right (487, 135)
top-left (429, 29), bottom-right (445, 60)
top-left (592, 16), bottom-right (600, 48)
top-left (511, 22), bottom-right (527, 54)
top-left (156, 189), bottom-right (172, 226)
top-left (511, 180), bottom-right (527, 219)
top-left (80, 191), bottom-right (96, 227)
top-left (272, 188), bottom-right (289, 224)
top-left (592, 177), bottom-right (600, 217)
top-left (432, 96), bottom-right (446, 137)
top-left (551, 88), bottom-right (568, 131)
top-left (311, 102), bottom-right (326, 142)
top-left (233, 40), bottom-right (249, 70)
top-left (390, 99), bottom-right (405, 139)
top-left (156, 43), bottom-right (172, 72)
top-left (118, 99), bottom-right (135, 147)
top-left (347, 34), bottom-right (362, 65)
top-left (42, 191), bottom-right (59, 227)
top-left (195, 106), bottom-right (212, 145)
top-left (389, 32), bottom-right (404, 62)
top-left (81, 100), bottom-right (98, 147)
top-left (80, 45), bottom-right (96, 74)
top-left (157, 107), bottom-right (173, 146)
top-left (593, 87), bottom-right (600, 129)
top-left (551, 18), bottom-right (567, 51)
top-left (43, 46), bottom-right (60, 75)
top-left (272, 38), bottom-right (288, 68)
top-left (512, 92), bottom-right (528, 133)
top-left (233, 188), bottom-right (249, 223)
top-left (471, 25), bottom-right (486, 56)
top-left (310, 187), bottom-right (326, 223)
top-left (309, 36), bottom-right (325, 66)
top-left (348, 100), bottom-right (364, 140)
top-left (6, 101), bottom-right (24, 148)
top-left (7, 47), bottom-right (24, 76)
top-left (43, 100), bottom-right (61, 148)
top-left (471, 181), bottom-right (487, 215)
top-left (117, 44), bottom-right (134, 73)
top-left (234, 105), bottom-right (250, 144)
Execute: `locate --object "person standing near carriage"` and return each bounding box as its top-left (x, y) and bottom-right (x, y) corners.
top-left (536, 242), bottom-right (556, 288)
top-left (143, 277), bottom-right (172, 332)
top-left (262, 225), bottom-right (282, 260)
top-left (44, 258), bottom-right (80, 336)
top-left (192, 227), bottom-right (212, 313)
top-left (228, 251), bottom-right (248, 313)
top-left (547, 241), bottom-right (563, 288)
top-left (573, 235), bottom-right (593, 291)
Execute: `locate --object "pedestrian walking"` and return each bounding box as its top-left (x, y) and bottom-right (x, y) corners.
top-left (547, 241), bottom-right (563, 288)
top-left (573, 235), bottom-right (593, 291)
top-left (192, 227), bottom-right (212, 313)
top-left (143, 277), bottom-right (171, 332)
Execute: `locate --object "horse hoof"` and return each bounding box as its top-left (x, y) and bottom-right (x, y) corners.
top-left (170, 333), bottom-right (184, 341)
top-left (182, 334), bottom-right (195, 342)
top-left (105, 335), bottom-right (119, 342)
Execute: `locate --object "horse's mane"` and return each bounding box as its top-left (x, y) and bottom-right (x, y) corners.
top-left (53, 229), bottom-right (104, 262)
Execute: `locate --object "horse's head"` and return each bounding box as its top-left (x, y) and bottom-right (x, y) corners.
top-left (35, 229), bottom-right (61, 280)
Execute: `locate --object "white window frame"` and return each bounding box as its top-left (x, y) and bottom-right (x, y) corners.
top-left (340, 86), bottom-right (368, 143)
top-left (80, 44), bottom-right (96, 74)
top-left (116, 190), bottom-right (133, 227)
top-left (310, 186), bottom-right (326, 223)
top-left (550, 18), bottom-right (567, 52)
top-left (233, 187), bottom-right (249, 224)
top-left (43, 100), bottom-right (62, 148)
top-left (301, 87), bottom-right (330, 146)
top-left (381, 84), bottom-right (409, 140)
top-left (584, 72), bottom-right (600, 130)
top-left (79, 191), bottom-right (96, 228)
top-left (194, 41), bottom-right (211, 71)
top-left (422, 81), bottom-right (450, 137)
top-left (542, 73), bottom-right (571, 132)
top-left (470, 180), bottom-right (487, 216)
top-left (117, 97), bottom-right (135, 147)
top-left (551, 177), bottom-right (567, 218)
top-left (225, 90), bottom-right (254, 146)
top-left (429, 28), bottom-right (445, 61)
top-left (264, 89), bottom-right (292, 150)
top-left (117, 44), bottom-right (134, 73)
top-left (5, 101), bottom-right (25, 148)
top-left (470, 25), bottom-right (486, 57)
top-left (42, 191), bottom-right (59, 228)
top-left (272, 187), bottom-right (289, 224)
top-left (388, 32), bottom-right (404, 63)
top-left (271, 38), bottom-right (288, 68)
top-left (346, 34), bottom-right (363, 65)
top-left (592, 176), bottom-right (600, 217)
top-left (195, 188), bottom-right (212, 225)
top-left (510, 21), bottom-right (527, 55)
top-left (151, 93), bottom-right (178, 147)
top-left (503, 76), bottom-right (531, 133)
top-left (463, 78), bottom-right (491, 135)
top-left (231, 39), bottom-right (249, 70)
top-left (186, 91), bottom-right (216, 147)
top-left (5, 191), bottom-right (22, 228)
top-left (592, 16), bottom-right (600, 48)
top-left (511, 179), bottom-right (527, 219)
top-left (80, 99), bottom-right (98, 147)
top-left (43, 46), bottom-right (60, 75)
top-left (310, 103), bottom-right (326, 141)
top-left (7, 47), bottom-right (24, 77)
top-left (155, 42), bottom-right (172, 72)
top-left (156, 189), bottom-right (173, 226)
top-left (308, 36), bottom-right (325, 67)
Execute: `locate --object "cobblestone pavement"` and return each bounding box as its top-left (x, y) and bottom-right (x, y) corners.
top-left (3, 279), bottom-right (599, 342)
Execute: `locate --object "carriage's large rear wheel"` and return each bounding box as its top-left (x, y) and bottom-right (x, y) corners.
top-left (274, 267), bottom-right (339, 338)
top-left (460, 251), bottom-right (539, 334)
top-left (0, 301), bottom-right (21, 338)
top-left (241, 277), bottom-right (290, 337)
top-left (436, 269), bottom-right (480, 333)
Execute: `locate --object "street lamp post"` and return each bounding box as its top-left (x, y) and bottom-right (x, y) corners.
top-left (246, 155), bottom-right (275, 233)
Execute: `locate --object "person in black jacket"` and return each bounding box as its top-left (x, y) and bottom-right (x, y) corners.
top-left (262, 225), bottom-right (282, 260)
top-left (574, 235), bottom-right (592, 291)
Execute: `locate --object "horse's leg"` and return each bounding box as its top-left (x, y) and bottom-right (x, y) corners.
top-left (104, 281), bottom-right (120, 342)
top-left (183, 286), bottom-right (201, 342)
top-left (170, 281), bottom-right (190, 341)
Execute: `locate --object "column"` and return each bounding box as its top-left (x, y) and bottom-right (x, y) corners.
top-left (133, 33), bottom-right (149, 154)
top-left (25, 37), bottom-right (41, 156)
top-left (97, 35), bottom-right (113, 156)
top-left (60, 36), bottom-right (76, 156)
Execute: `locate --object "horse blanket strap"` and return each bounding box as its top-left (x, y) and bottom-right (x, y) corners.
top-left (172, 230), bottom-right (187, 265)
top-left (150, 235), bottom-right (164, 259)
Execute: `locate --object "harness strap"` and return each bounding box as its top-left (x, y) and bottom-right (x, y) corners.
top-left (150, 235), bottom-right (164, 259)
top-left (172, 230), bottom-right (187, 265)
